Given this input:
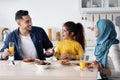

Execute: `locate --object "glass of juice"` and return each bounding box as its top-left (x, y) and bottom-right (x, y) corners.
top-left (80, 61), bottom-right (86, 69)
top-left (80, 54), bottom-right (89, 70)
top-left (9, 42), bottom-right (14, 56)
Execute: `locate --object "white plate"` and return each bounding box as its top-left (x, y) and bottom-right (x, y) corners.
top-left (21, 61), bottom-right (35, 65)
top-left (35, 63), bottom-right (52, 69)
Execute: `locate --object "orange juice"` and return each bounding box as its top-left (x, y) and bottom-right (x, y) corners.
top-left (80, 61), bottom-right (86, 69)
top-left (9, 47), bottom-right (14, 56)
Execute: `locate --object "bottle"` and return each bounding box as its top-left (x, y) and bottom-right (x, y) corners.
top-left (48, 28), bottom-right (52, 41)
top-left (56, 31), bottom-right (60, 41)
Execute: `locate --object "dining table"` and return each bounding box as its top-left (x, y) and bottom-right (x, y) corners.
top-left (0, 60), bottom-right (98, 80)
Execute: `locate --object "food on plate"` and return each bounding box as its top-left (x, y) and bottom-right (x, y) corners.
top-left (86, 62), bottom-right (93, 68)
top-left (21, 58), bottom-right (51, 65)
top-left (59, 60), bottom-right (70, 65)
top-left (35, 61), bottom-right (51, 69)
top-left (21, 57), bottom-right (35, 62)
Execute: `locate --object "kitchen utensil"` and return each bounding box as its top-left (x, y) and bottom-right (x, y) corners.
top-left (105, 14), bottom-right (107, 19)
top-left (98, 14), bottom-right (100, 20)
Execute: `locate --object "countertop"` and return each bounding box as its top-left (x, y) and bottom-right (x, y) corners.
top-left (0, 61), bottom-right (98, 80)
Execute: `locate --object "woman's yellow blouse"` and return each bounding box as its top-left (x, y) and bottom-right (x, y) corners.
top-left (55, 40), bottom-right (84, 60)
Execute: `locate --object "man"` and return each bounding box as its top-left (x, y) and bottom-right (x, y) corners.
top-left (0, 10), bottom-right (54, 60)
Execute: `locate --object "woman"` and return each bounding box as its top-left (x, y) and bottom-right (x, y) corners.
top-left (55, 21), bottom-right (85, 60)
top-left (93, 19), bottom-right (120, 80)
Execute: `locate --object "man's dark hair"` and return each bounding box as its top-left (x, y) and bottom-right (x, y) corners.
top-left (15, 10), bottom-right (29, 20)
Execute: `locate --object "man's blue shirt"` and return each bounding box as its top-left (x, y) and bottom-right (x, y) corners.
top-left (0, 26), bottom-right (53, 60)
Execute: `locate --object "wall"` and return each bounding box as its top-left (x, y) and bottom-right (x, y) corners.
top-left (0, 0), bottom-right (120, 43)
top-left (0, 0), bottom-right (80, 41)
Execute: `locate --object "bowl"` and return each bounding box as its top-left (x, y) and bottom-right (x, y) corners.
top-left (35, 63), bottom-right (51, 69)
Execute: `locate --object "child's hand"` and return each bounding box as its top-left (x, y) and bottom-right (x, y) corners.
top-left (61, 53), bottom-right (71, 59)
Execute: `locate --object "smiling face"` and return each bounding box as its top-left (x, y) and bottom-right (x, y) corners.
top-left (62, 26), bottom-right (73, 40)
top-left (17, 15), bottom-right (32, 32)
top-left (94, 27), bottom-right (99, 37)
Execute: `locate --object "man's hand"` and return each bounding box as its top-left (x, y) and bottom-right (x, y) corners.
top-left (45, 47), bottom-right (55, 56)
top-left (2, 48), bottom-right (10, 59)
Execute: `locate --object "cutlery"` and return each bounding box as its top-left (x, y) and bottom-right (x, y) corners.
top-left (12, 60), bottom-right (15, 65)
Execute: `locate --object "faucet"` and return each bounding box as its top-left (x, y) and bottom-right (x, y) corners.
top-left (2, 28), bottom-right (10, 41)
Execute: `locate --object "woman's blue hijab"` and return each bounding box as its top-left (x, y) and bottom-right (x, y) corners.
top-left (94, 19), bottom-right (119, 79)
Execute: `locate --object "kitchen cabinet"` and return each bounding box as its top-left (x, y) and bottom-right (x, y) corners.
top-left (79, 0), bottom-right (120, 13)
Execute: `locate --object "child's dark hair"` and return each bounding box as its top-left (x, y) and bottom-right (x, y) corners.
top-left (63, 21), bottom-right (85, 51)
top-left (15, 10), bottom-right (28, 20)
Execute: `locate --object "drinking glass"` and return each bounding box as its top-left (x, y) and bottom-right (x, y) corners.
top-left (9, 42), bottom-right (14, 56)
top-left (80, 54), bottom-right (90, 70)
top-left (8, 42), bottom-right (15, 62)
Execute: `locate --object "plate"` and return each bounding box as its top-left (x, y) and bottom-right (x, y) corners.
top-left (21, 61), bottom-right (35, 65)
top-left (35, 63), bottom-right (51, 69)
top-left (35, 60), bottom-right (52, 69)
top-left (59, 60), bottom-right (71, 65)
top-left (21, 57), bottom-right (35, 62)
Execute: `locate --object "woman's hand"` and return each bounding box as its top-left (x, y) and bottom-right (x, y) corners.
top-left (91, 60), bottom-right (102, 71)
top-left (92, 61), bottom-right (111, 76)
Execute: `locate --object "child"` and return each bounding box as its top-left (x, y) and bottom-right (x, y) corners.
top-left (55, 21), bottom-right (85, 60)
